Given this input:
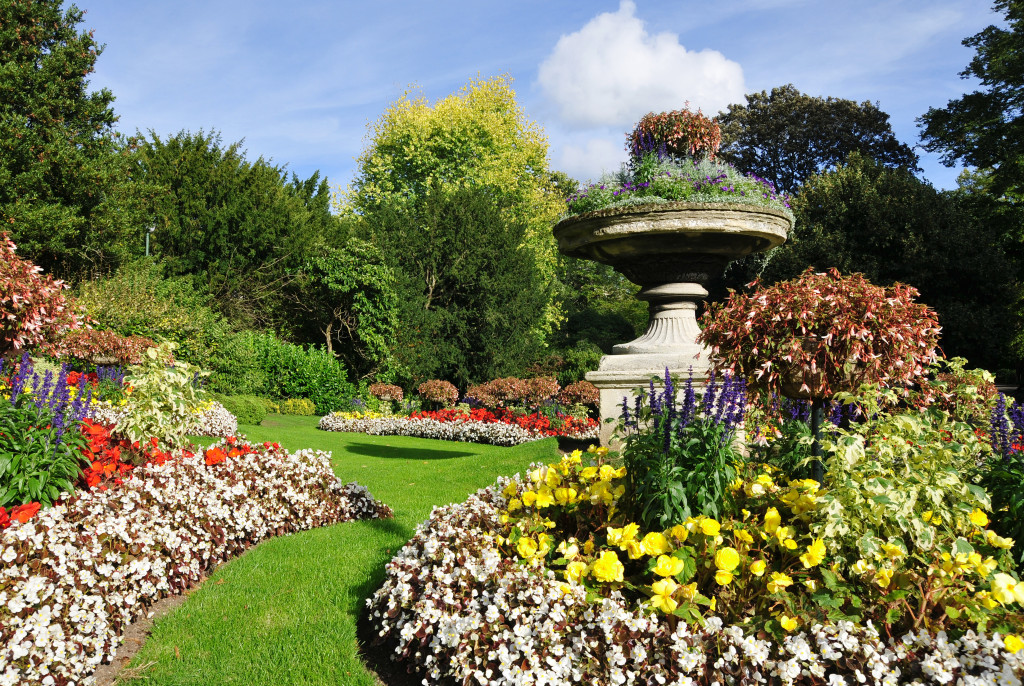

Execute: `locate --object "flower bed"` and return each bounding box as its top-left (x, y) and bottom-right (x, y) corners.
top-left (318, 408), bottom-right (598, 446)
top-left (367, 459), bottom-right (1024, 685)
top-left (0, 439), bottom-right (392, 685)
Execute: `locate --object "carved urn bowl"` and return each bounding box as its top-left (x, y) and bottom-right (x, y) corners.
top-left (552, 202), bottom-right (792, 288)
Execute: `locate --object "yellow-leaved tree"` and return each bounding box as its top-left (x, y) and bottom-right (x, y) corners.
top-left (338, 75), bottom-right (564, 350)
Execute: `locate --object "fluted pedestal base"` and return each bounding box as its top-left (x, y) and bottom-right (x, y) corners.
top-left (586, 281), bottom-right (712, 446)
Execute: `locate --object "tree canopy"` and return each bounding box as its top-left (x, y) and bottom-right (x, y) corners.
top-left (717, 85), bottom-right (919, 195)
top-left (919, 0), bottom-right (1024, 197)
top-left (343, 75), bottom-right (564, 333)
top-left (361, 182), bottom-right (549, 388)
top-left (131, 129), bottom-right (338, 330)
top-left (761, 153), bottom-right (1016, 371)
top-left (0, 0), bottom-right (150, 277)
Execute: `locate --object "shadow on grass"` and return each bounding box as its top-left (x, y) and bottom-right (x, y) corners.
top-left (344, 441), bottom-right (475, 461)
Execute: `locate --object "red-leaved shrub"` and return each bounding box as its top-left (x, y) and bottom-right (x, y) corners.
top-left (627, 107), bottom-right (722, 162)
top-left (46, 327), bottom-right (155, 365)
top-left (699, 268), bottom-right (941, 399)
top-left (369, 383), bottom-right (404, 402)
top-left (557, 380), bottom-right (599, 408)
top-left (417, 379), bottom-right (459, 408)
top-left (0, 233), bottom-right (81, 359)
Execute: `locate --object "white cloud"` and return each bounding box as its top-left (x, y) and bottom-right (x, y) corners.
top-left (554, 135), bottom-right (626, 182)
top-left (537, 1), bottom-right (746, 129)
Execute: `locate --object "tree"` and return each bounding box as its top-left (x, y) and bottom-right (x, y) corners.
top-left (919, 0), bottom-right (1024, 197)
top-left (0, 0), bottom-right (151, 277)
top-left (297, 240), bottom-right (398, 381)
top-left (717, 84), bottom-right (919, 195)
top-left (344, 75), bottom-right (564, 334)
top-left (760, 153), bottom-right (1016, 372)
top-left (362, 182), bottom-right (549, 388)
top-left (131, 130), bottom-right (337, 330)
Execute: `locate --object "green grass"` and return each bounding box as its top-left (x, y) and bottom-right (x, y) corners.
top-left (122, 414), bottom-right (559, 685)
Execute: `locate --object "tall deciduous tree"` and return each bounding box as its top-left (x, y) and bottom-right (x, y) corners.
top-left (761, 153), bottom-right (1015, 372)
top-left (296, 240), bottom-right (399, 382)
top-left (717, 85), bottom-right (919, 195)
top-left (131, 130), bottom-right (337, 331)
top-left (0, 0), bottom-right (150, 277)
top-left (343, 75), bottom-right (564, 334)
top-left (363, 182), bottom-right (548, 388)
top-left (919, 0), bottom-right (1024, 197)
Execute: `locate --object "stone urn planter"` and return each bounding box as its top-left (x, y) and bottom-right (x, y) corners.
top-left (553, 202), bottom-right (792, 443)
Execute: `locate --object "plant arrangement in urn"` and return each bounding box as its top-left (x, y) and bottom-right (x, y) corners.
top-left (563, 108), bottom-right (791, 219)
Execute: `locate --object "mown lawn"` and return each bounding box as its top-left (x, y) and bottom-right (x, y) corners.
top-left (122, 414), bottom-right (559, 685)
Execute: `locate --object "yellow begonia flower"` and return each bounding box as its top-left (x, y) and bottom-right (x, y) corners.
top-left (591, 551), bottom-right (624, 583)
top-left (1005, 634), bottom-right (1024, 654)
top-left (970, 509), bottom-right (989, 527)
top-left (607, 523), bottom-right (640, 548)
top-left (544, 469), bottom-right (562, 489)
top-left (715, 547), bottom-right (741, 572)
top-left (804, 579), bottom-right (819, 592)
top-left (568, 449), bottom-right (583, 462)
top-left (669, 524), bottom-right (689, 543)
top-left (767, 572), bottom-right (793, 593)
top-left (537, 533), bottom-right (553, 557)
top-left (699, 518), bottom-right (722, 537)
top-left (503, 482), bottom-right (519, 498)
top-left (714, 569), bottom-right (734, 586)
top-left (800, 539), bottom-right (827, 568)
top-left (517, 537), bottom-right (538, 559)
top-left (506, 498), bottom-right (522, 512)
top-left (559, 583), bottom-right (573, 595)
top-left (640, 532), bottom-right (672, 556)
top-left (654, 555), bottom-right (686, 577)
top-left (764, 508), bottom-right (781, 534)
top-left (779, 615), bottom-right (799, 632)
top-left (977, 557), bottom-right (999, 578)
top-left (749, 559), bottom-right (767, 577)
top-left (598, 464), bottom-right (617, 481)
top-left (554, 487), bottom-right (578, 505)
top-left (783, 539), bottom-right (798, 550)
top-left (583, 539), bottom-right (595, 554)
top-left (534, 487), bottom-right (555, 509)
top-left (852, 559), bottom-right (872, 575)
top-left (529, 467), bottom-right (544, 484)
top-left (588, 481), bottom-right (614, 505)
top-left (626, 540), bottom-right (645, 560)
top-left (875, 568), bottom-right (894, 589)
top-left (881, 542), bottom-right (905, 560)
top-left (679, 582), bottom-right (698, 600)
top-left (565, 560), bottom-right (588, 583)
top-left (650, 578), bottom-right (679, 613)
top-left (522, 491), bottom-right (537, 507)
top-left (976, 590), bottom-right (999, 610)
top-left (922, 510), bottom-right (933, 523)
top-left (991, 573), bottom-right (1024, 605)
top-left (986, 530), bottom-right (1015, 549)
top-left (734, 529), bottom-right (754, 545)
top-left (556, 540), bottom-right (579, 559)
top-left (580, 466), bottom-right (598, 480)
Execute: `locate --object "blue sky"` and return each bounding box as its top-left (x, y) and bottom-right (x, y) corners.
top-left (76, 0), bottom-right (1000, 195)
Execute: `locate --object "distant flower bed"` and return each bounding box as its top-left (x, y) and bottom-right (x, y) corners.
top-left (318, 407), bottom-right (598, 446)
top-left (0, 438), bottom-right (392, 685)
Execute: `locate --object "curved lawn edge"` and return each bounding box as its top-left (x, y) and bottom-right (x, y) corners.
top-left (116, 417), bottom-right (560, 685)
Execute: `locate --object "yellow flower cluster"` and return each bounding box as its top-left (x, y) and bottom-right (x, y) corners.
top-left (330, 410), bottom-right (385, 420)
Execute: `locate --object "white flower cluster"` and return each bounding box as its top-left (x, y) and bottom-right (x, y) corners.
top-left (367, 478), bottom-right (1024, 686)
top-left (85, 401), bottom-right (128, 427)
top-left (318, 415), bottom-right (598, 447)
top-left (186, 401), bottom-right (238, 438)
top-left (0, 442), bottom-right (392, 686)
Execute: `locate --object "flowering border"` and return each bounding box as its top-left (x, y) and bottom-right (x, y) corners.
top-left (318, 414), bottom-right (598, 447)
top-left (367, 476), bottom-right (1024, 685)
top-left (1, 441), bottom-right (392, 685)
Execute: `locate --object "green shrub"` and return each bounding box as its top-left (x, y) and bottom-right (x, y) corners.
top-left (211, 394), bottom-right (266, 426)
top-left (258, 397), bottom-right (280, 414)
top-left (206, 331), bottom-right (355, 414)
top-left (279, 398), bottom-right (316, 416)
top-left (118, 342), bottom-right (207, 450)
top-left (75, 260), bottom-right (232, 370)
